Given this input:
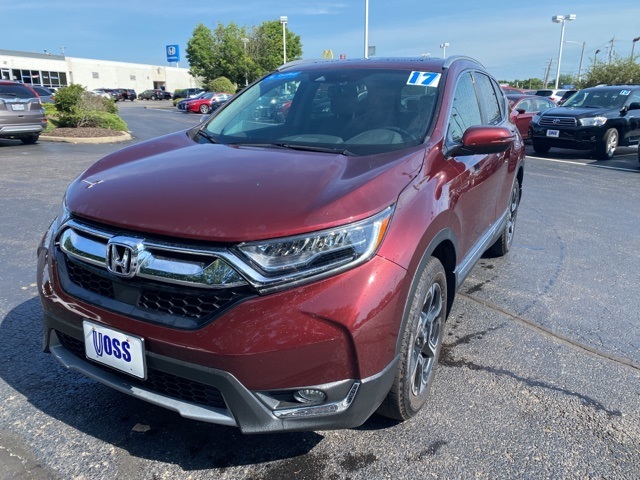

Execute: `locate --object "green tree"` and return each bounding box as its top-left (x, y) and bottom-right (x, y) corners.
top-left (253, 20), bottom-right (303, 74)
top-left (581, 56), bottom-right (640, 87)
top-left (210, 22), bottom-right (254, 86)
top-left (186, 23), bottom-right (217, 82)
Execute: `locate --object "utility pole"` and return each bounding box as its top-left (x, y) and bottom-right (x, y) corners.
top-left (607, 37), bottom-right (615, 64)
top-left (543, 58), bottom-right (553, 88)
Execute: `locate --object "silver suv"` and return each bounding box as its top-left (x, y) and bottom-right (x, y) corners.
top-left (0, 81), bottom-right (47, 144)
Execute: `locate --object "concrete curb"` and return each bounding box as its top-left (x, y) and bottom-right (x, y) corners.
top-left (40, 131), bottom-right (133, 144)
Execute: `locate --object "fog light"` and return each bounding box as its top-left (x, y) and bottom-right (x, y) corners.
top-left (294, 389), bottom-right (326, 404)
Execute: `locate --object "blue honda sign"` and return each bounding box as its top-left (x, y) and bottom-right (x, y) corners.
top-left (166, 45), bottom-right (180, 63)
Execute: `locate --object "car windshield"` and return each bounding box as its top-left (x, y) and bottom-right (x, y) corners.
top-left (202, 67), bottom-right (440, 156)
top-left (563, 89), bottom-right (629, 109)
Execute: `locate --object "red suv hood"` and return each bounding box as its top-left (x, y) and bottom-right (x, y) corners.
top-left (67, 132), bottom-right (423, 242)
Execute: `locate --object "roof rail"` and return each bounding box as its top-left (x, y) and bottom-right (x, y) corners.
top-left (442, 56), bottom-right (485, 70)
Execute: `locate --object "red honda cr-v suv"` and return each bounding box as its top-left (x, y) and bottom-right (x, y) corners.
top-left (37, 56), bottom-right (525, 433)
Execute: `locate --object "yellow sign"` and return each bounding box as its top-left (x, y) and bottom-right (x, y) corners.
top-left (322, 50), bottom-right (334, 59)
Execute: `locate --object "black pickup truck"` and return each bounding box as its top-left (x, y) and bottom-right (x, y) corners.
top-left (529, 85), bottom-right (640, 160)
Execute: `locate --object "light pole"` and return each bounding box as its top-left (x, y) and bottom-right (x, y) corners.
top-left (440, 43), bottom-right (449, 58)
top-left (632, 36), bottom-right (640, 61)
top-left (280, 16), bottom-right (288, 65)
top-left (364, 0), bottom-right (369, 58)
top-left (594, 49), bottom-right (600, 64)
top-left (552, 14), bottom-right (576, 89)
top-left (242, 37), bottom-right (249, 86)
top-left (565, 40), bottom-right (585, 83)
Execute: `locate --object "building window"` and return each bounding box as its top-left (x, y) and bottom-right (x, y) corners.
top-left (92, 72), bottom-right (99, 79)
top-left (130, 74), bottom-right (136, 81)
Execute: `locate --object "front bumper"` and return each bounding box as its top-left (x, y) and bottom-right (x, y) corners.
top-left (529, 124), bottom-right (607, 150)
top-left (37, 221), bottom-right (409, 433)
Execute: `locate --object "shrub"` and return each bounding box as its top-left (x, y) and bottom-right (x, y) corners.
top-left (205, 77), bottom-right (235, 93)
top-left (81, 92), bottom-right (118, 114)
top-left (53, 84), bottom-right (85, 114)
top-left (58, 111), bottom-right (127, 131)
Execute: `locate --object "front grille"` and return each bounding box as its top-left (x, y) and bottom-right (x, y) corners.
top-left (539, 116), bottom-right (578, 127)
top-left (66, 259), bottom-right (115, 299)
top-left (62, 256), bottom-right (253, 328)
top-left (56, 330), bottom-right (227, 409)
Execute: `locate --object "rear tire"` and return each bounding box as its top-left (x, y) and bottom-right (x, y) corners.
top-left (20, 134), bottom-right (39, 145)
top-left (486, 180), bottom-right (520, 257)
top-left (378, 256), bottom-right (447, 421)
top-left (532, 139), bottom-right (550, 154)
top-left (594, 128), bottom-right (618, 160)
top-left (199, 104), bottom-right (210, 114)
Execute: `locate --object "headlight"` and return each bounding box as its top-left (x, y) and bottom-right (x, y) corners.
top-left (579, 116), bottom-right (607, 127)
top-left (237, 206), bottom-right (393, 279)
top-left (531, 114), bottom-right (540, 124)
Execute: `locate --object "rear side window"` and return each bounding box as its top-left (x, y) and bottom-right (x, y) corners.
top-left (0, 84), bottom-right (36, 99)
top-left (473, 72), bottom-right (502, 125)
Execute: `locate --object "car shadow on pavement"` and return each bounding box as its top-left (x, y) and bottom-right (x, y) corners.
top-left (0, 298), bottom-right (325, 472)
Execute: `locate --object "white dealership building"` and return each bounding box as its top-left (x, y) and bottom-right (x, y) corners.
top-left (0, 49), bottom-right (199, 93)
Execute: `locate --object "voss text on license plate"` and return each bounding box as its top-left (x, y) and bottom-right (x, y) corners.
top-left (83, 321), bottom-right (146, 379)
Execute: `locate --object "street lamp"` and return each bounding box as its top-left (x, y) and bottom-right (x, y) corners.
top-left (632, 36), bottom-right (640, 61)
top-left (242, 37), bottom-right (249, 86)
top-left (440, 42), bottom-right (449, 58)
top-left (552, 14), bottom-right (576, 89)
top-left (280, 16), bottom-right (288, 65)
top-left (364, 0), bottom-right (369, 58)
top-left (565, 40), bottom-right (585, 83)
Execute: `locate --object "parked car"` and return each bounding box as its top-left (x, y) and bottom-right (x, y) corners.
top-left (117, 89), bottom-right (137, 101)
top-left (501, 85), bottom-right (525, 95)
top-left (183, 92), bottom-right (232, 114)
top-left (101, 88), bottom-right (123, 102)
top-left (507, 94), bottom-right (556, 140)
top-left (529, 85), bottom-right (640, 159)
top-left (556, 90), bottom-right (577, 106)
top-left (139, 89), bottom-right (171, 100)
top-left (91, 89), bottom-right (111, 99)
top-left (173, 88), bottom-right (205, 100)
top-left (534, 88), bottom-right (567, 104)
top-left (0, 80), bottom-right (47, 144)
top-left (31, 85), bottom-right (55, 103)
top-left (37, 56), bottom-right (525, 433)
top-left (176, 91), bottom-right (208, 111)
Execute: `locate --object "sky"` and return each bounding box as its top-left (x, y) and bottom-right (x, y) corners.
top-left (2, 0), bottom-right (639, 83)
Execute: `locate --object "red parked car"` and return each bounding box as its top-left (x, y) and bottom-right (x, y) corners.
top-left (182, 92), bottom-right (232, 114)
top-left (507, 94), bottom-right (556, 140)
top-left (37, 56), bottom-right (525, 433)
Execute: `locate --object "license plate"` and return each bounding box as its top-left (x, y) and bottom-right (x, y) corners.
top-left (11, 104), bottom-right (25, 111)
top-left (83, 321), bottom-right (146, 379)
top-left (546, 130), bottom-right (560, 137)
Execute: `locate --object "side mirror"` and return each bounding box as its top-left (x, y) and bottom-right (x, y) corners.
top-left (447, 126), bottom-right (516, 157)
top-left (516, 108), bottom-right (526, 115)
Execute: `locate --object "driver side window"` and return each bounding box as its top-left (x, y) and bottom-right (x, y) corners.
top-left (448, 72), bottom-right (482, 143)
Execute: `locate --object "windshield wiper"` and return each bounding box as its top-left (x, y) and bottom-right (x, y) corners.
top-left (228, 142), bottom-right (356, 156)
top-left (197, 130), bottom-right (218, 144)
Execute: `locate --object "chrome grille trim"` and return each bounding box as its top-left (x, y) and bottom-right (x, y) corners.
top-left (539, 116), bottom-right (578, 127)
top-left (58, 220), bottom-right (248, 289)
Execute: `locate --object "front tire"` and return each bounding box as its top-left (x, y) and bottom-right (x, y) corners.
top-left (378, 256), bottom-right (447, 421)
top-left (594, 128), bottom-right (618, 160)
top-left (199, 104), bottom-right (210, 114)
top-left (532, 138), bottom-right (550, 154)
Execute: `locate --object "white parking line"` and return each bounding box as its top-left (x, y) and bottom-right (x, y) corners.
top-left (527, 155), bottom-right (640, 173)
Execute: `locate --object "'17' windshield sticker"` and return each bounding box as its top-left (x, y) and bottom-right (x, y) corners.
top-left (407, 71), bottom-right (441, 87)
top-left (620, 90), bottom-right (631, 96)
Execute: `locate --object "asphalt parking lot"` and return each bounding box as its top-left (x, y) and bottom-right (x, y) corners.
top-left (0, 102), bottom-right (638, 479)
